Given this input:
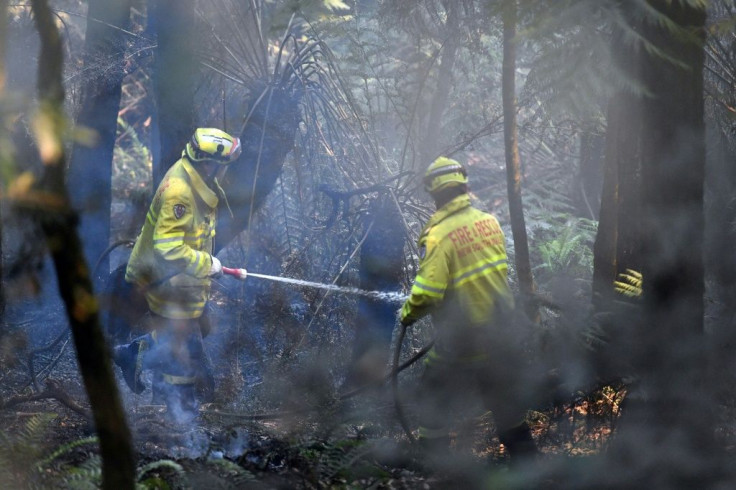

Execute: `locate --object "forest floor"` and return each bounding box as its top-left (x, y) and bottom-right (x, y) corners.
top-left (0, 319), bottom-right (635, 490)
top-left (3, 273), bottom-right (736, 488)
top-left (0, 376), bottom-right (629, 489)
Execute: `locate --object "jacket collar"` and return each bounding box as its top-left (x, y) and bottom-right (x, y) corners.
top-left (425, 194), bottom-right (471, 229)
top-left (181, 158), bottom-right (219, 208)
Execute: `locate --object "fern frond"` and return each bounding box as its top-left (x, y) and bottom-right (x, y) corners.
top-left (64, 454), bottom-right (102, 490)
top-left (207, 457), bottom-right (256, 485)
top-left (614, 269), bottom-right (643, 297)
top-left (136, 459), bottom-right (185, 480)
top-left (37, 436), bottom-right (98, 470)
top-left (315, 439), bottom-right (369, 483)
top-left (21, 412), bottom-right (57, 449)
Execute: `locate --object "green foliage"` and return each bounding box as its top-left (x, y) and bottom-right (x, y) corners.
top-left (38, 436), bottom-right (99, 469)
top-left (521, 0), bottom-right (708, 120)
top-left (205, 457), bottom-right (256, 486)
top-left (294, 438), bottom-right (389, 486)
top-left (59, 452), bottom-right (188, 489)
top-left (0, 412), bottom-right (58, 488)
top-left (533, 217), bottom-right (597, 279)
top-left (134, 460), bottom-right (186, 490)
top-left (113, 117), bottom-right (151, 198)
top-left (0, 92), bottom-right (25, 189)
top-left (321, 0), bottom-right (350, 11)
top-left (63, 455), bottom-right (103, 490)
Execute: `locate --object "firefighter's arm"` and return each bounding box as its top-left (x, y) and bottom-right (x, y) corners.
top-left (400, 235), bottom-right (448, 326)
top-left (153, 180), bottom-right (212, 278)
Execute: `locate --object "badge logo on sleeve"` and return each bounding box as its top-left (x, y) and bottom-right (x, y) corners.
top-left (173, 204), bottom-right (187, 219)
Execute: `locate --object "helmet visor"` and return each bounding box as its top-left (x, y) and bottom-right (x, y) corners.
top-left (423, 164), bottom-right (467, 192)
top-left (226, 137), bottom-right (242, 162)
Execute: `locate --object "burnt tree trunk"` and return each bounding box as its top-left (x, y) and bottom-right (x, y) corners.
top-left (0, 0), bottom-right (6, 317)
top-left (591, 96), bottom-right (621, 308)
top-left (610, 1), bottom-right (717, 484)
top-left (574, 120), bottom-right (604, 220)
top-left (592, 17), bottom-right (645, 310)
top-left (67, 0), bottom-right (132, 283)
top-left (346, 194), bottom-right (405, 388)
top-left (704, 6), bottom-right (736, 382)
top-left (30, 1), bottom-right (135, 488)
top-left (150, 0), bottom-right (198, 185)
top-left (215, 85), bottom-right (301, 252)
top-left (705, 121), bottom-right (736, 385)
top-left (501, 0), bottom-right (538, 321)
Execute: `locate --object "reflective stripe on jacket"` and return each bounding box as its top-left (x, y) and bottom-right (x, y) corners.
top-left (126, 157), bottom-right (218, 319)
top-left (400, 194), bottom-right (514, 355)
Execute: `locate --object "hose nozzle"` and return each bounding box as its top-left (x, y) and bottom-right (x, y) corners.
top-left (222, 266), bottom-right (248, 280)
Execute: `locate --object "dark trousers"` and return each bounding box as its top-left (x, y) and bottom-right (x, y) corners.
top-left (141, 314), bottom-right (206, 384)
top-left (415, 345), bottom-right (538, 461)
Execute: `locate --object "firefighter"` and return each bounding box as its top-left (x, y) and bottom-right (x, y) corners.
top-left (400, 156), bottom-right (538, 465)
top-left (113, 127), bottom-right (242, 422)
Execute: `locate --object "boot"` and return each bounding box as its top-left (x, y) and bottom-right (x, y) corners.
top-left (415, 427), bottom-right (451, 472)
top-left (163, 380), bottom-right (198, 424)
top-left (112, 334), bottom-right (152, 394)
top-left (498, 422), bottom-right (539, 466)
top-left (150, 369), bottom-right (166, 405)
top-left (195, 353), bottom-right (216, 404)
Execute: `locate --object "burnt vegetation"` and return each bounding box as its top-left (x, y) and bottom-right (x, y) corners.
top-left (1, 0), bottom-right (736, 488)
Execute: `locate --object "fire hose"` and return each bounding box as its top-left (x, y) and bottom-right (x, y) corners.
top-left (221, 265), bottom-right (429, 440)
top-left (94, 248), bottom-right (429, 432)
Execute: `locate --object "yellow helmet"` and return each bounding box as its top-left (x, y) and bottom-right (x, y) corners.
top-left (423, 156), bottom-right (468, 194)
top-left (185, 128), bottom-right (242, 164)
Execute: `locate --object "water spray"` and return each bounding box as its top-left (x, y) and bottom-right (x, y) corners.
top-left (222, 267), bottom-right (408, 303)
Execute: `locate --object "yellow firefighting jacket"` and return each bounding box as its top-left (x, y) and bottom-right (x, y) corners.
top-left (400, 194), bottom-right (514, 357)
top-left (125, 157), bottom-right (218, 319)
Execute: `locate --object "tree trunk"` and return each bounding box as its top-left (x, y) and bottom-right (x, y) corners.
top-left (0, 0), bottom-right (6, 317)
top-left (610, 1), bottom-right (717, 483)
top-left (705, 121), bottom-right (736, 384)
top-left (346, 194), bottom-right (405, 388)
top-left (150, 0), bottom-right (198, 185)
top-left (575, 120), bottom-right (604, 220)
top-left (592, 15), bottom-right (645, 310)
top-left (501, 0), bottom-right (538, 321)
top-left (418, 1), bottom-right (460, 166)
top-left (591, 90), bottom-right (643, 381)
top-left (591, 97), bottom-right (620, 308)
top-left (30, 1), bottom-right (135, 488)
top-left (215, 85), bottom-right (301, 252)
top-left (0, 0), bottom-right (6, 92)
top-left (67, 0), bottom-right (132, 284)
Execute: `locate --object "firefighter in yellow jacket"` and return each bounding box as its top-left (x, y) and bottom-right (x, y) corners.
top-left (401, 156), bottom-right (537, 463)
top-left (114, 127), bottom-right (242, 422)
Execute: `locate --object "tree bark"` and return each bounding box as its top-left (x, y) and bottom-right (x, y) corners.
top-left (419, 0), bottom-right (460, 167)
top-left (0, 0), bottom-right (6, 317)
top-left (705, 121), bottom-right (736, 383)
top-left (610, 1), bottom-right (717, 482)
top-left (346, 194), bottom-right (405, 388)
top-left (501, 0), bottom-right (538, 321)
top-left (215, 85), bottom-right (301, 252)
top-left (575, 121), bottom-right (604, 220)
top-left (150, 0), bottom-right (198, 185)
top-left (67, 0), bottom-right (133, 283)
top-left (591, 97), bottom-right (620, 308)
top-left (592, 10), bottom-right (645, 310)
top-left (30, 1), bottom-right (135, 488)
top-left (0, 0), bottom-right (6, 92)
